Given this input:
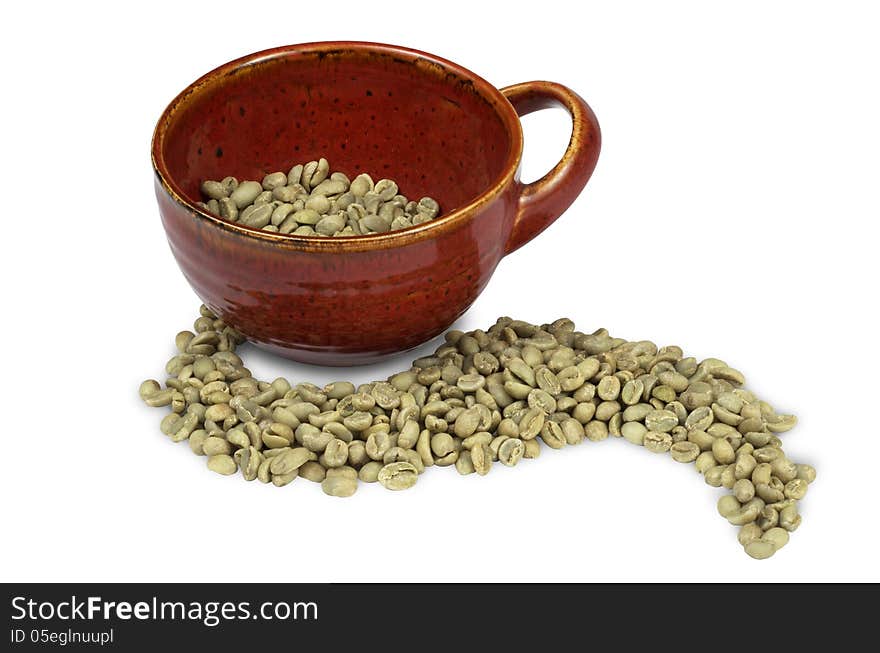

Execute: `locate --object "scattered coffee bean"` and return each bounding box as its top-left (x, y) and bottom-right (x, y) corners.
top-left (141, 308), bottom-right (813, 559)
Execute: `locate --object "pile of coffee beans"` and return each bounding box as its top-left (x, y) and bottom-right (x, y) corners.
top-left (197, 158), bottom-right (440, 236)
top-left (140, 306), bottom-right (815, 559)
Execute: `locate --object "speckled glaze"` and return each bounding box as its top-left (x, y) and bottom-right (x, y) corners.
top-left (152, 42), bottom-right (600, 365)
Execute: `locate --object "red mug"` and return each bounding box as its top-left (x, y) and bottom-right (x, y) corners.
top-left (152, 42), bottom-right (600, 365)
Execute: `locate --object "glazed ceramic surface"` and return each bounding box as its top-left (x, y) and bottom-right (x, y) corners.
top-left (152, 42), bottom-right (600, 365)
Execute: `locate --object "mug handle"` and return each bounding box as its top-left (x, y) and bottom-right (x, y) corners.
top-left (500, 81), bottom-right (601, 255)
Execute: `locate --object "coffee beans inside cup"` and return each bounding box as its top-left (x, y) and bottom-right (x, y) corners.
top-left (140, 306), bottom-right (815, 559)
top-left (197, 158), bottom-right (440, 236)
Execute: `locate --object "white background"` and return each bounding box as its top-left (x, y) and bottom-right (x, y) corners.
top-left (1, 0), bottom-right (878, 582)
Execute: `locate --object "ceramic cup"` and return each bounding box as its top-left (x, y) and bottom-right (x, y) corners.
top-left (152, 42), bottom-right (600, 365)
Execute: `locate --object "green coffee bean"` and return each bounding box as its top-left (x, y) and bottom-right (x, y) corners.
top-left (536, 421), bottom-right (563, 449)
top-left (619, 379), bottom-right (642, 406)
top-left (756, 482), bottom-right (784, 503)
top-left (560, 419), bottom-right (585, 446)
top-left (753, 446), bottom-right (782, 464)
top-left (139, 379), bottom-right (162, 400)
top-left (621, 421), bottom-right (647, 446)
top-left (398, 420), bottom-right (421, 449)
top-left (365, 431), bottom-right (393, 460)
top-left (160, 413), bottom-right (182, 436)
top-left (495, 418), bottom-right (519, 439)
top-left (556, 366), bottom-right (584, 392)
top-left (498, 438), bottom-right (524, 466)
top-left (321, 467), bottom-right (358, 497)
top-left (751, 463), bottom-right (772, 486)
top-left (720, 465), bottom-right (736, 489)
top-left (684, 406), bottom-right (713, 432)
top-left (207, 454), bottom-right (237, 475)
top-left (572, 402), bottom-right (596, 424)
top-left (727, 501), bottom-right (762, 526)
top-left (471, 442), bottom-right (492, 475)
top-left (343, 411), bottom-right (372, 432)
top-left (594, 400), bottom-right (620, 422)
top-left (670, 441), bottom-right (700, 463)
top-left (229, 181), bottom-right (262, 209)
top-left (796, 464), bottom-right (816, 484)
top-left (763, 527), bottom-right (789, 550)
top-left (308, 410), bottom-right (340, 429)
top-left (378, 462), bottom-right (419, 490)
top-left (259, 171), bottom-right (286, 191)
top-left (717, 495), bottom-right (741, 518)
top-left (621, 403), bottom-right (651, 423)
top-left (200, 180), bottom-right (228, 200)
top-left (171, 412), bottom-right (200, 443)
top-left (651, 385), bottom-right (676, 404)
top-left (424, 414), bottom-right (451, 434)
top-left (779, 505), bottom-right (801, 532)
top-left (266, 422), bottom-right (299, 444)
top-left (415, 428), bottom-right (433, 467)
top-left (455, 450), bottom-right (475, 475)
top-left (528, 388), bottom-right (557, 415)
top-left (454, 408), bottom-right (481, 438)
top-left (734, 453), bottom-right (757, 480)
top-left (518, 438), bottom-right (538, 459)
top-left (487, 435), bottom-right (508, 458)
top-left (144, 388), bottom-right (175, 407)
top-left (705, 465), bottom-right (725, 487)
top-left (608, 413), bottom-right (624, 438)
top-left (784, 478), bottom-right (808, 500)
top-left (323, 422), bottom-right (352, 443)
top-left (657, 370), bottom-right (688, 393)
top-left (645, 410), bottom-right (678, 433)
top-left (757, 506), bottom-right (778, 530)
top-left (201, 437), bottom-right (231, 456)
top-left (736, 441), bottom-right (755, 456)
top-left (766, 414), bottom-right (797, 433)
top-left (240, 446), bottom-right (263, 481)
top-left (584, 420), bottom-right (608, 443)
top-left (738, 523), bottom-right (763, 546)
top-left (771, 457), bottom-right (798, 482)
top-left (685, 429), bottom-right (713, 452)
top-left (535, 367), bottom-right (561, 396)
top-left (518, 408), bottom-right (545, 440)
top-left (571, 383), bottom-right (594, 405)
top-left (269, 447), bottom-right (314, 475)
top-left (434, 450), bottom-right (459, 467)
top-left (734, 478), bottom-right (755, 503)
top-left (430, 433), bottom-right (456, 458)
top-left (456, 373), bottom-right (486, 393)
top-left (711, 438), bottom-right (736, 465)
top-left (744, 539), bottom-right (777, 560)
top-left (322, 439), bottom-right (349, 468)
top-left (188, 430), bottom-right (209, 456)
top-left (644, 431), bottom-right (672, 453)
top-left (694, 451), bottom-right (716, 474)
top-left (349, 173), bottom-right (372, 197)
top-left (271, 468), bottom-right (299, 487)
top-left (597, 376), bottom-right (620, 401)
top-left (255, 459), bottom-right (271, 483)
top-left (355, 461), bottom-right (381, 483)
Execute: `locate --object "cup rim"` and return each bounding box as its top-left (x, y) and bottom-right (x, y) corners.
top-left (151, 41), bottom-right (523, 252)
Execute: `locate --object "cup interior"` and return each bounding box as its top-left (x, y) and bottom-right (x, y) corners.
top-left (157, 44), bottom-right (517, 217)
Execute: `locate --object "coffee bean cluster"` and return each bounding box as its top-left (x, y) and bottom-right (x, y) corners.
top-left (140, 306), bottom-right (814, 559)
top-left (197, 158), bottom-right (440, 236)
